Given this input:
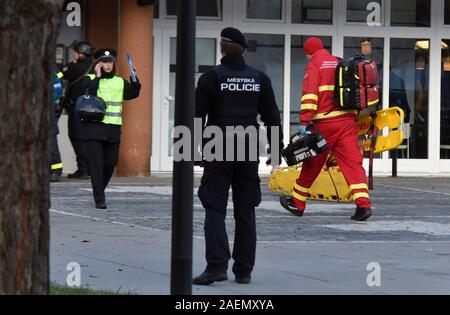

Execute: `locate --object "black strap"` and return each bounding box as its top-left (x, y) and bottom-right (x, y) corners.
top-left (60, 63), bottom-right (94, 109)
top-left (334, 57), bottom-right (344, 106)
top-left (67, 62), bottom-right (93, 89)
top-left (60, 62), bottom-right (93, 100)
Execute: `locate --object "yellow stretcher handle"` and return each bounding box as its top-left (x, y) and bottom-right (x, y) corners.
top-left (357, 107), bottom-right (405, 154)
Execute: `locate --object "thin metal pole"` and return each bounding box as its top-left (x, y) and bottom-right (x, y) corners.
top-left (392, 149), bottom-right (398, 177)
top-left (170, 0), bottom-right (196, 295)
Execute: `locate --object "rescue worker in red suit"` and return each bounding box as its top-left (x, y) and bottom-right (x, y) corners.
top-left (280, 37), bottom-right (372, 222)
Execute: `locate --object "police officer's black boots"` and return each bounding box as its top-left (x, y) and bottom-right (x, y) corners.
top-left (351, 207), bottom-right (372, 221)
top-left (192, 270), bottom-right (228, 285)
top-left (235, 275), bottom-right (251, 284)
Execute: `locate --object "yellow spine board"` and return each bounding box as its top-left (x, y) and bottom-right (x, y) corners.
top-left (357, 107), bottom-right (405, 154)
top-left (268, 164), bottom-right (353, 203)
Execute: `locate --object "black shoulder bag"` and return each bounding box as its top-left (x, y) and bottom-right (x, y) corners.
top-left (75, 88), bottom-right (106, 122)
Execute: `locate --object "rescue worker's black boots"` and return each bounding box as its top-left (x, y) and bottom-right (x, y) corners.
top-left (193, 271), bottom-right (228, 285)
top-left (351, 207), bottom-right (372, 221)
top-left (280, 196), bottom-right (372, 221)
top-left (279, 196), bottom-right (304, 217)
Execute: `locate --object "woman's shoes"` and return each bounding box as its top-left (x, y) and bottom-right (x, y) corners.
top-left (67, 170), bottom-right (89, 179)
top-left (95, 201), bottom-right (107, 209)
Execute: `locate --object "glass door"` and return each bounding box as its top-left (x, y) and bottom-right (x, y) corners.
top-left (157, 30), bottom-right (219, 171)
top-left (440, 39), bottom-right (450, 160)
top-left (244, 33), bottom-right (285, 166)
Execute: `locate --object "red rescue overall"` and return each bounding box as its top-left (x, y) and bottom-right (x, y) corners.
top-left (293, 38), bottom-right (371, 212)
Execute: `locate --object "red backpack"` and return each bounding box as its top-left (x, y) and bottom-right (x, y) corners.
top-left (334, 54), bottom-right (379, 110)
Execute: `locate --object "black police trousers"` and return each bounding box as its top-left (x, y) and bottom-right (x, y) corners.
top-left (83, 140), bottom-right (120, 203)
top-left (198, 161), bottom-right (261, 277)
top-left (68, 108), bottom-right (89, 175)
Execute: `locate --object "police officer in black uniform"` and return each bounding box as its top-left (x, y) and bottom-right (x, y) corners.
top-left (58, 40), bottom-right (95, 179)
top-left (193, 28), bottom-right (283, 285)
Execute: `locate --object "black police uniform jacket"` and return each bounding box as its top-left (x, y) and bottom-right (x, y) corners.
top-left (195, 54), bottom-right (283, 162)
top-left (59, 56), bottom-right (93, 107)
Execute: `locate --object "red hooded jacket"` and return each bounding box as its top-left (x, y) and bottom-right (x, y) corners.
top-left (300, 49), bottom-right (357, 126)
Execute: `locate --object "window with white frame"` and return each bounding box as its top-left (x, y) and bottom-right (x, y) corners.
top-left (290, 36), bottom-right (332, 136)
top-left (445, 0), bottom-right (450, 24)
top-left (246, 0), bottom-right (283, 20)
top-left (346, 0), bottom-right (383, 25)
top-left (344, 37), bottom-right (384, 158)
top-left (344, 37), bottom-right (384, 92)
top-left (245, 33), bottom-right (285, 110)
top-left (165, 0), bottom-right (222, 19)
top-left (154, 0), bottom-right (159, 19)
top-left (390, 0), bottom-right (431, 27)
top-left (291, 0), bottom-right (333, 24)
top-left (440, 39), bottom-right (450, 159)
top-left (390, 38), bottom-right (430, 159)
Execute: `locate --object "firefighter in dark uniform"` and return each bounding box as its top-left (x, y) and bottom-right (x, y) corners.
top-left (57, 41), bottom-right (95, 179)
top-left (79, 48), bottom-right (141, 209)
top-left (50, 73), bottom-right (64, 182)
top-left (193, 28), bottom-right (283, 285)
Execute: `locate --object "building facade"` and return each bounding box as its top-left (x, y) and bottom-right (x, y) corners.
top-left (57, 0), bottom-right (450, 176)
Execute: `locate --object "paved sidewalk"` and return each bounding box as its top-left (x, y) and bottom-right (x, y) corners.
top-left (50, 176), bottom-right (450, 295)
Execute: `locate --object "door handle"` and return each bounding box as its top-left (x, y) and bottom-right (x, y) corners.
top-left (163, 95), bottom-right (174, 110)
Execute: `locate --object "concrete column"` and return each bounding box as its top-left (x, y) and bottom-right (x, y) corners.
top-left (116, 0), bottom-right (153, 176)
top-left (85, 0), bottom-right (119, 50)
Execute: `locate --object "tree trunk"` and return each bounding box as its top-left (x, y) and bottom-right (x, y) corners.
top-left (0, 0), bottom-right (64, 294)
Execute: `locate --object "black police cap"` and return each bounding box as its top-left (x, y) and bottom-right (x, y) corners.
top-left (220, 27), bottom-right (248, 49)
top-left (71, 41), bottom-right (95, 55)
top-left (94, 48), bottom-right (118, 61)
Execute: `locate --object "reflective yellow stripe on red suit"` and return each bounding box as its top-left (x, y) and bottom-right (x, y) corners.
top-left (292, 183), bottom-right (310, 202)
top-left (350, 183), bottom-right (370, 201)
top-left (313, 110), bottom-right (358, 120)
top-left (300, 94), bottom-right (319, 112)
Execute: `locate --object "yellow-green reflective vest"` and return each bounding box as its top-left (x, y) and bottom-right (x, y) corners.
top-left (88, 74), bottom-right (124, 125)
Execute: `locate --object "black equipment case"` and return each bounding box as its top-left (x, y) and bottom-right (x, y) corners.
top-left (281, 131), bottom-right (329, 166)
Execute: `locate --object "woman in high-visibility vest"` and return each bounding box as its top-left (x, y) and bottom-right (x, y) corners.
top-left (80, 48), bottom-right (141, 209)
